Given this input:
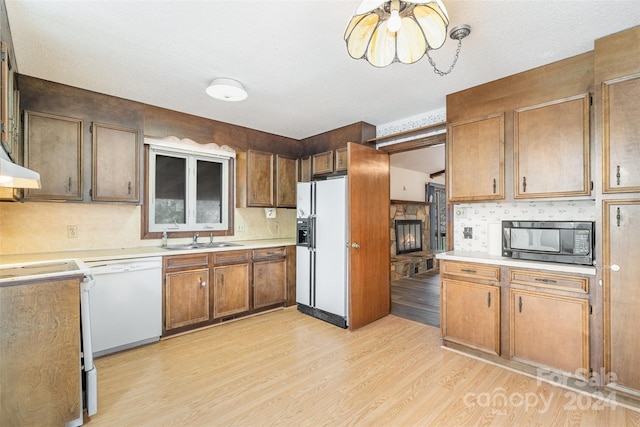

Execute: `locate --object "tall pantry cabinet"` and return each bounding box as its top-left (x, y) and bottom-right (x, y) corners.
top-left (596, 26), bottom-right (640, 397)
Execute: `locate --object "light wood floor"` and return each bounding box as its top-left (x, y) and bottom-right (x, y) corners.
top-left (88, 307), bottom-right (639, 426)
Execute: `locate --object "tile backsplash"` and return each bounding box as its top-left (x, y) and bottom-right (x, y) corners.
top-left (453, 199), bottom-right (597, 252)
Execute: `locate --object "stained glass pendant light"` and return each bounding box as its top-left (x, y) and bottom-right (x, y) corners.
top-left (344, 0), bottom-right (470, 72)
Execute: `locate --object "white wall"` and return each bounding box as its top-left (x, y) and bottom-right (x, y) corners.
top-left (390, 166), bottom-right (445, 201)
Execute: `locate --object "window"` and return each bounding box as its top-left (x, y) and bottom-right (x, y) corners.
top-left (146, 138), bottom-right (234, 234)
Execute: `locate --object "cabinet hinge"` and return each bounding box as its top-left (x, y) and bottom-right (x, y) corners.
top-left (89, 188), bottom-right (92, 197)
top-left (590, 181), bottom-right (594, 191)
top-left (589, 95), bottom-right (593, 106)
top-left (0, 122), bottom-right (4, 132)
top-left (0, 51), bottom-right (5, 62)
top-left (589, 305), bottom-right (593, 315)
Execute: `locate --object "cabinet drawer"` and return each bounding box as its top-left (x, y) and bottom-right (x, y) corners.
top-left (441, 261), bottom-right (500, 281)
top-left (509, 269), bottom-right (588, 293)
top-left (212, 250), bottom-right (250, 265)
top-left (165, 254), bottom-right (209, 270)
top-left (252, 246), bottom-right (286, 260)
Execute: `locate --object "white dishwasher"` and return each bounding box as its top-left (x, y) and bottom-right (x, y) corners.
top-left (86, 257), bottom-right (163, 357)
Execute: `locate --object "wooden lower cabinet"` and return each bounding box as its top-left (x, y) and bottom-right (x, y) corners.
top-left (163, 247), bottom-right (290, 336)
top-left (165, 268), bottom-right (210, 330)
top-left (510, 289), bottom-right (589, 375)
top-left (213, 264), bottom-right (250, 318)
top-left (253, 247), bottom-right (287, 309)
top-left (442, 278), bottom-right (500, 354)
top-left (1, 277), bottom-right (82, 426)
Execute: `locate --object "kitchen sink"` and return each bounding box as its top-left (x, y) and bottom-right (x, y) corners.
top-left (163, 242), bottom-right (243, 250)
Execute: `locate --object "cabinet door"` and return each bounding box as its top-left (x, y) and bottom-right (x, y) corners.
top-left (604, 200), bottom-right (640, 393)
top-left (165, 268), bottom-right (209, 330)
top-left (442, 279), bottom-right (500, 354)
top-left (299, 156), bottom-right (311, 182)
top-left (213, 264), bottom-right (249, 318)
top-left (91, 122), bottom-right (140, 202)
top-left (275, 155), bottom-right (297, 208)
top-left (510, 289), bottom-right (589, 374)
top-left (447, 113), bottom-right (504, 202)
top-left (335, 147), bottom-right (348, 172)
top-left (0, 278), bottom-right (81, 426)
top-left (603, 74), bottom-right (640, 193)
top-left (247, 150), bottom-right (273, 206)
top-left (312, 151), bottom-right (333, 175)
top-left (24, 110), bottom-right (82, 200)
top-left (514, 94), bottom-right (590, 198)
top-left (253, 258), bottom-right (287, 309)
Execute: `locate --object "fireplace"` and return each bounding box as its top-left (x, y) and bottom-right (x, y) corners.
top-left (395, 220), bottom-right (423, 255)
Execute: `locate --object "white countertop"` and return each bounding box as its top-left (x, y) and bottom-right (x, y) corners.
top-left (436, 250), bottom-right (597, 276)
top-left (0, 238), bottom-right (296, 265)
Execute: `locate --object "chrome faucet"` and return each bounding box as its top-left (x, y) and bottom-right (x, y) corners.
top-left (209, 232), bottom-right (214, 244)
top-left (193, 232), bottom-right (199, 244)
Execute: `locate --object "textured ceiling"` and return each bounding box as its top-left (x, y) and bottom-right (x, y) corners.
top-left (5, 0), bottom-right (640, 143)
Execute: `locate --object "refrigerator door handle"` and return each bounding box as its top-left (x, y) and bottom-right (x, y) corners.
top-left (309, 215), bottom-right (316, 250)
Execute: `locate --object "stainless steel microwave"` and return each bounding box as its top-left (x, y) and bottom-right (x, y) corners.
top-left (502, 221), bottom-right (595, 266)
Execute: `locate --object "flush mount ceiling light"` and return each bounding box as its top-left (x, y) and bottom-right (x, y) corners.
top-left (344, 0), bottom-right (471, 74)
top-left (206, 78), bottom-right (248, 102)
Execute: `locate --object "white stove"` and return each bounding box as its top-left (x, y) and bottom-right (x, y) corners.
top-left (0, 259), bottom-right (90, 283)
top-left (0, 258), bottom-right (97, 425)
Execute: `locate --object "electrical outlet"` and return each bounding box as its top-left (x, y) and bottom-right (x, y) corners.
top-left (265, 208), bottom-right (276, 219)
top-left (67, 225), bottom-right (77, 238)
top-left (237, 223), bottom-right (245, 232)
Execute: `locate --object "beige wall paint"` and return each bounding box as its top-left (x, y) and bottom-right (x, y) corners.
top-left (390, 166), bottom-right (445, 202)
top-left (0, 203), bottom-right (295, 255)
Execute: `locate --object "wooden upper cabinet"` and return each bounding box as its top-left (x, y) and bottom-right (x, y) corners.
top-left (602, 74), bottom-right (640, 193)
top-left (275, 155), bottom-right (297, 208)
top-left (447, 113), bottom-right (504, 202)
top-left (312, 151), bottom-right (333, 176)
top-left (335, 147), bottom-right (348, 172)
top-left (236, 150), bottom-right (274, 207)
top-left (91, 122), bottom-right (140, 203)
top-left (24, 110), bottom-right (83, 201)
top-left (299, 156), bottom-right (311, 182)
top-left (514, 94), bottom-right (591, 198)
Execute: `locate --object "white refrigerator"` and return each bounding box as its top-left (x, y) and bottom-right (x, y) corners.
top-left (296, 177), bottom-right (349, 328)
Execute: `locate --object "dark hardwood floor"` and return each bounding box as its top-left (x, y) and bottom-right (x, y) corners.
top-left (391, 270), bottom-right (440, 328)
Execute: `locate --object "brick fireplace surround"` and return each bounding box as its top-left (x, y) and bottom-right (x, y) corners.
top-left (390, 202), bottom-right (437, 281)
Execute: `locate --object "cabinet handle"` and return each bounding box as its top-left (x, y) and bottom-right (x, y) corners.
top-left (351, 242), bottom-right (360, 249)
top-left (68, 177), bottom-right (72, 192)
top-left (518, 296), bottom-right (523, 313)
top-left (128, 181), bottom-right (131, 195)
top-left (221, 274), bottom-right (224, 286)
top-left (252, 190), bottom-right (256, 201)
top-left (199, 277), bottom-right (206, 287)
top-left (325, 159), bottom-right (329, 168)
top-left (522, 176), bottom-right (527, 193)
top-left (281, 192), bottom-right (285, 201)
top-left (492, 178), bottom-right (496, 194)
top-left (487, 292), bottom-right (491, 308)
top-left (616, 207), bottom-right (621, 227)
top-left (534, 278), bottom-right (557, 284)
top-left (461, 268), bottom-right (476, 274)
top-left (616, 165), bottom-right (621, 186)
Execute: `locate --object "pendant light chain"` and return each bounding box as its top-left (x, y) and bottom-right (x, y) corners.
top-left (425, 38), bottom-right (463, 76)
